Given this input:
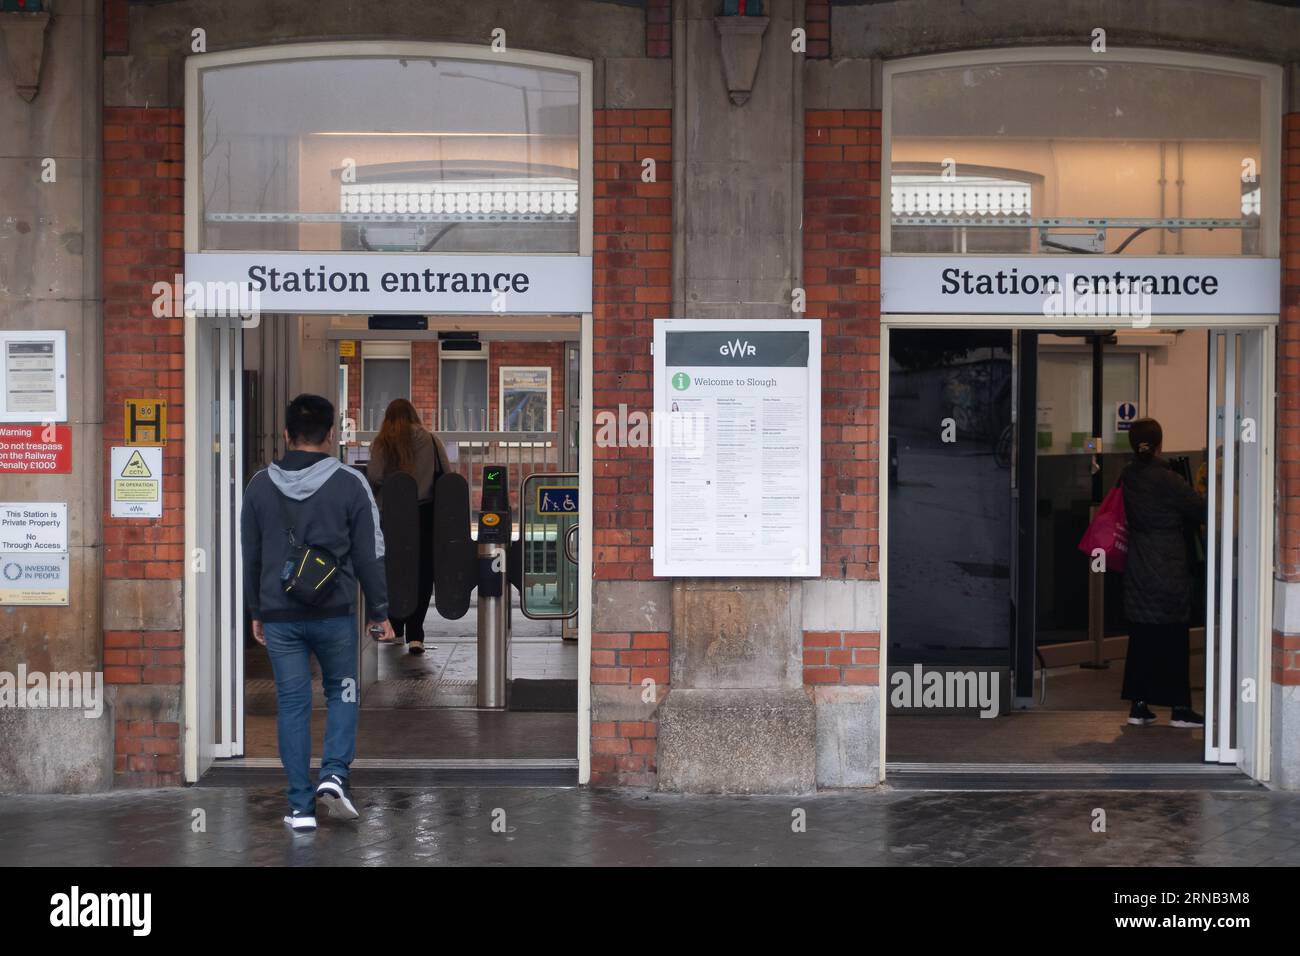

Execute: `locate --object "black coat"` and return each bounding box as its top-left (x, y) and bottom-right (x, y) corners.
top-left (1119, 457), bottom-right (1206, 624)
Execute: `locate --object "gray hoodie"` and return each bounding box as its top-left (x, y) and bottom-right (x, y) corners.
top-left (241, 450), bottom-right (389, 623)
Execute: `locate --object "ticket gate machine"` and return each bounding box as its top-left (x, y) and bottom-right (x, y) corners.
top-left (475, 466), bottom-right (511, 709)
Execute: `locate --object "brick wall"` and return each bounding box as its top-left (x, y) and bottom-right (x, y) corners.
top-left (805, 0), bottom-right (830, 58)
top-left (803, 109), bottom-right (882, 581)
top-left (411, 340), bottom-right (438, 424)
top-left (102, 106), bottom-right (186, 786)
top-left (1276, 110), bottom-right (1300, 689)
top-left (802, 629), bottom-right (879, 686)
top-left (343, 350), bottom-right (361, 423)
top-left (589, 106), bottom-right (671, 786)
top-left (646, 0), bottom-right (671, 58)
top-left (104, 0), bottom-right (128, 55)
top-left (1279, 112), bottom-right (1300, 582)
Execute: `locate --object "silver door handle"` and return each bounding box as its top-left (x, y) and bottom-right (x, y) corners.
top-left (564, 524), bottom-right (579, 564)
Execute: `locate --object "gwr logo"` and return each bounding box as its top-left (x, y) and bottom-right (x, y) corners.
top-left (718, 339), bottom-right (756, 358)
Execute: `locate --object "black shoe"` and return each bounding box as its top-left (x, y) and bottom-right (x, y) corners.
top-left (283, 809), bottom-right (317, 832)
top-left (1170, 707), bottom-right (1205, 728)
top-left (1127, 701), bottom-right (1157, 726)
top-left (407, 640), bottom-right (424, 655)
top-left (316, 774), bottom-right (359, 820)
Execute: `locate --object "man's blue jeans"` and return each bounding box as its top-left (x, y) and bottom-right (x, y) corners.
top-left (263, 616), bottom-right (359, 813)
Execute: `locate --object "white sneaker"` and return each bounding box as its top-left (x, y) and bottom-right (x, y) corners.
top-left (283, 809), bottom-right (317, 832)
top-left (316, 774), bottom-right (359, 820)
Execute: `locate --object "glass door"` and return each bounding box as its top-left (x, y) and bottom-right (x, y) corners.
top-left (1205, 328), bottom-right (1270, 773)
top-left (886, 330), bottom-right (1014, 713)
top-left (196, 317), bottom-right (245, 763)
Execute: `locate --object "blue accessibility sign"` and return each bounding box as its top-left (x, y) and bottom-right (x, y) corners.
top-left (537, 486), bottom-right (579, 515)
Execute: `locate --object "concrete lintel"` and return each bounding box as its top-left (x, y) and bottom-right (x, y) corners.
top-left (603, 56), bottom-right (672, 109)
top-left (803, 57), bottom-right (880, 111)
top-left (103, 578), bottom-right (182, 632)
top-left (593, 579), bottom-right (672, 633)
top-left (801, 578), bottom-right (880, 633)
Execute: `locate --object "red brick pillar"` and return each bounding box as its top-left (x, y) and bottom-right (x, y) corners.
top-left (1276, 110), bottom-right (1300, 697)
top-left (801, 108), bottom-right (882, 678)
top-left (589, 107), bottom-right (671, 787)
top-left (102, 106), bottom-right (186, 787)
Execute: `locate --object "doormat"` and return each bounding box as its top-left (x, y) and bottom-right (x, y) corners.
top-left (508, 678), bottom-right (578, 712)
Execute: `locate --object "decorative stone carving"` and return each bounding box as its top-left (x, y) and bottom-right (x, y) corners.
top-left (713, 15), bottom-right (768, 107)
top-left (0, 11), bottom-right (51, 103)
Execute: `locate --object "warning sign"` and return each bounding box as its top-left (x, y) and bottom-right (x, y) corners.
top-left (111, 446), bottom-right (162, 518)
top-left (120, 449), bottom-right (152, 477)
top-left (1116, 401), bottom-right (1138, 432)
top-left (339, 341), bottom-right (356, 358)
top-left (0, 424), bottom-right (72, 474)
top-left (124, 399), bottom-right (167, 445)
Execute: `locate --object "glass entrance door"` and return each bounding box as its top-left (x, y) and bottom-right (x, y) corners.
top-left (1206, 328), bottom-right (1271, 773)
top-left (886, 330), bottom-right (1014, 712)
top-left (194, 317), bottom-right (245, 766)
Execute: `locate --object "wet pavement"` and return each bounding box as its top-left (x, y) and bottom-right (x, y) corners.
top-left (2, 783), bottom-right (1299, 866)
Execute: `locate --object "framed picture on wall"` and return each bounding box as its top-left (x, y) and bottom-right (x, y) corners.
top-left (499, 367), bottom-right (552, 441)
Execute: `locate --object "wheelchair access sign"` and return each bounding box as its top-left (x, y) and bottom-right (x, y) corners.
top-left (537, 485), bottom-right (578, 515)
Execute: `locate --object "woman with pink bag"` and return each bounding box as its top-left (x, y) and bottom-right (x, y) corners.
top-left (1118, 418), bottom-right (1207, 729)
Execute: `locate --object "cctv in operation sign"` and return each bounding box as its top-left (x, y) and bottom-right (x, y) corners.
top-left (652, 319), bottom-right (821, 578)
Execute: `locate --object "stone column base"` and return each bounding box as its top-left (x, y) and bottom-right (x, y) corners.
top-left (657, 687), bottom-right (815, 793)
top-left (813, 684), bottom-right (881, 788)
top-left (1272, 684), bottom-right (1300, 790)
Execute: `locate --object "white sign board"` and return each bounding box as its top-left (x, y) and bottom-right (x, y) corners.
top-left (881, 256), bottom-right (1281, 315)
top-left (0, 502), bottom-right (68, 552)
top-left (653, 320), bottom-right (821, 578)
top-left (111, 446), bottom-right (162, 519)
top-left (184, 253), bottom-right (593, 315)
top-left (0, 552), bottom-right (69, 605)
top-left (0, 330), bottom-right (67, 423)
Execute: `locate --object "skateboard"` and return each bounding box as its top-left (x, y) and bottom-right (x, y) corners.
top-left (378, 470), bottom-right (419, 620)
top-left (432, 471), bottom-right (475, 620)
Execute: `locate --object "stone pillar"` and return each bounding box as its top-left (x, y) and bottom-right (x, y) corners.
top-left (656, 0), bottom-right (816, 793)
top-left (0, 0), bottom-right (109, 792)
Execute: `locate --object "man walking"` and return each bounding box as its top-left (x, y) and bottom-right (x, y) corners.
top-left (241, 394), bottom-right (394, 832)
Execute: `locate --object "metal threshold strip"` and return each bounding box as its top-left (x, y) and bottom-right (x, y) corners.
top-left (199, 757), bottom-right (579, 788)
top-left (885, 762), bottom-right (1261, 792)
top-left (888, 762), bottom-right (1242, 775)
top-left (220, 757), bottom-right (576, 770)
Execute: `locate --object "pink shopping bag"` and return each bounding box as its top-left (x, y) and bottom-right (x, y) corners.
top-left (1077, 484), bottom-right (1128, 572)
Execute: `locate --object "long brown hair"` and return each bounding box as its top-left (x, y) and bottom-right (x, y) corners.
top-left (371, 398), bottom-right (423, 474)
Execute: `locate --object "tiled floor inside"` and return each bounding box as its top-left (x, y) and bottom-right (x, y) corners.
top-left (888, 660), bottom-right (1205, 764)
top-left (244, 595), bottom-right (579, 759)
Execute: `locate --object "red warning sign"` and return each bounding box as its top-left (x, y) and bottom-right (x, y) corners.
top-left (0, 424), bottom-right (72, 474)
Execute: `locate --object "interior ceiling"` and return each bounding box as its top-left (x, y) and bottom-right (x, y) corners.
top-left (893, 63), bottom-right (1262, 141)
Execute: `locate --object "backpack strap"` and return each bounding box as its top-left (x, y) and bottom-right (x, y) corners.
top-left (269, 480), bottom-right (299, 548)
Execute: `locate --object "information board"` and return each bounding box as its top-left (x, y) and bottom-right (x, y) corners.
top-left (0, 330), bottom-right (67, 423)
top-left (653, 320), bottom-right (821, 578)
